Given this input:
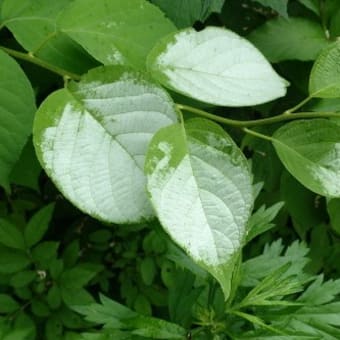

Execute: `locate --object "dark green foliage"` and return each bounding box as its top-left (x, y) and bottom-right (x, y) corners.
top-left (0, 0), bottom-right (340, 339)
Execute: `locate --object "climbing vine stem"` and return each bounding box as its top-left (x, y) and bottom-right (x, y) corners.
top-left (176, 103), bottom-right (340, 128)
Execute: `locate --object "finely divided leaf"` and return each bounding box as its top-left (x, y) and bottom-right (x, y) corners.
top-left (147, 26), bottom-right (288, 107)
top-left (0, 50), bottom-right (36, 191)
top-left (33, 66), bottom-right (178, 224)
top-left (248, 18), bottom-right (329, 63)
top-left (272, 119), bottom-right (340, 197)
top-left (58, 0), bottom-right (176, 69)
top-left (145, 118), bottom-right (253, 298)
top-left (75, 294), bottom-right (186, 339)
top-left (309, 41), bottom-right (340, 98)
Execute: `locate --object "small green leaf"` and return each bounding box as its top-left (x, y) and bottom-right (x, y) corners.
top-left (61, 288), bottom-right (94, 307)
top-left (62, 241), bottom-right (80, 268)
top-left (148, 26), bottom-right (288, 106)
top-left (60, 263), bottom-right (102, 289)
top-left (10, 270), bottom-right (36, 288)
top-left (31, 241), bottom-right (59, 269)
top-left (0, 50), bottom-right (36, 191)
top-left (272, 119), bottom-right (340, 197)
top-left (248, 17), bottom-right (329, 63)
top-left (31, 298), bottom-right (50, 317)
top-left (0, 246), bottom-right (30, 273)
top-left (327, 198), bottom-right (340, 233)
top-left (309, 41), bottom-right (340, 98)
top-left (150, 0), bottom-right (225, 28)
top-left (45, 316), bottom-right (63, 340)
top-left (58, 0), bottom-right (176, 68)
top-left (145, 118), bottom-right (254, 298)
top-left (0, 219), bottom-right (25, 250)
top-left (24, 203), bottom-right (55, 247)
top-left (140, 257), bottom-right (157, 286)
top-left (297, 0), bottom-right (319, 14)
top-left (0, 294), bottom-right (19, 313)
top-left (10, 138), bottom-right (41, 191)
top-left (47, 285), bottom-right (62, 310)
top-left (251, 0), bottom-right (288, 18)
top-left (33, 66), bottom-right (178, 224)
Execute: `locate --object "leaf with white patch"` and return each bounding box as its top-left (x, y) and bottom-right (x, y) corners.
top-left (145, 118), bottom-right (253, 298)
top-left (147, 26), bottom-right (288, 107)
top-left (272, 119), bottom-right (340, 198)
top-left (33, 66), bottom-right (178, 224)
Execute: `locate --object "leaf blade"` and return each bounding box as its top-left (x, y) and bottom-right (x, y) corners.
top-left (272, 119), bottom-right (340, 197)
top-left (0, 50), bottom-right (36, 191)
top-left (145, 118), bottom-right (254, 297)
top-left (147, 27), bottom-right (288, 106)
top-left (33, 66), bottom-right (178, 224)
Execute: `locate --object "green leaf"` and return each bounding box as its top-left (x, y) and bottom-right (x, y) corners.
top-left (246, 202), bottom-right (284, 243)
top-left (150, 0), bottom-right (225, 28)
top-left (31, 241), bottom-right (59, 269)
top-left (145, 118), bottom-right (253, 298)
top-left (75, 294), bottom-right (187, 339)
top-left (0, 294), bottom-right (19, 313)
top-left (10, 270), bottom-right (36, 288)
top-left (1, 0), bottom-right (97, 73)
top-left (61, 288), bottom-right (94, 307)
top-left (47, 285), bottom-right (62, 310)
top-left (24, 203), bottom-right (55, 247)
top-left (57, 0), bottom-right (176, 69)
top-left (148, 26), bottom-right (287, 107)
top-left (9, 138), bottom-right (41, 191)
top-left (251, 0), bottom-right (288, 18)
top-left (298, 275), bottom-right (340, 305)
top-left (327, 198), bottom-right (340, 233)
top-left (0, 246), bottom-right (30, 273)
top-left (0, 219), bottom-right (25, 249)
top-left (0, 50), bottom-right (36, 191)
top-left (45, 315), bottom-right (63, 340)
top-left (140, 257), bottom-right (157, 286)
top-left (297, 0), bottom-right (319, 14)
top-left (33, 66), bottom-right (178, 224)
top-left (60, 263), bottom-right (102, 289)
top-left (309, 41), bottom-right (340, 98)
top-left (241, 240), bottom-right (310, 287)
top-left (248, 17), bottom-right (329, 63)
top-left (272, 119), bottom-right (340, 197)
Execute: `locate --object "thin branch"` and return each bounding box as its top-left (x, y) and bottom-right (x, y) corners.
top-left (0, 46), bottom-right (81, 81)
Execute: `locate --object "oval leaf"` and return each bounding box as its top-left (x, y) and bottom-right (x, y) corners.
top-left (33, 66), bottom-right (178, 223)
top-left (272, 119), bottom-right (340, 197)
top-left (309, 41), bottom-right (340, 98)
top-left (1, 0), bottom-right (96, 73)
top-left (58, 0), bottom-right (176, 69)
top-left (0, 50), bottom-right (36, 191)
top-left (145, 118), bottom-right (253, 297)
top-left (147, 26), bottom-right (288, 107)
top-left (248, 17), bottom-right (329, 63)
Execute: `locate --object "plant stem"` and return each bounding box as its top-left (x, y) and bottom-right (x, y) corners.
top-left (176, 103), bottom-right (340, 128)
top-left (0, 46), bottom-right (81, 81)
top-left (283, 95), bottom-right (313, 114)
top-left (242, 128), bottom-right (272, 142)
